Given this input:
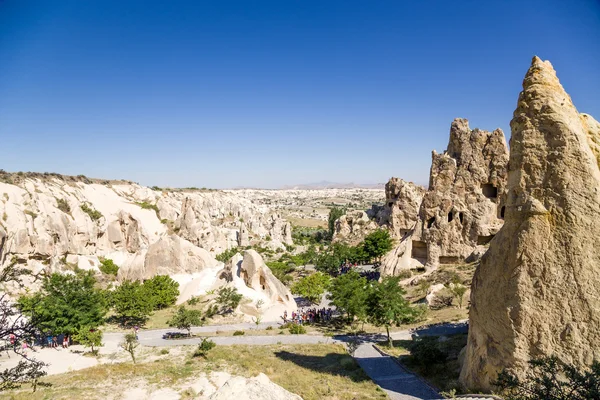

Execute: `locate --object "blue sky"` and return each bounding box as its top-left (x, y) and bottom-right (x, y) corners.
top-left (1, 1), bottom-right (599, 188)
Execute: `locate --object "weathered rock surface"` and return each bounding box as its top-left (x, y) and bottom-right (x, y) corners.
top-left (209, 373), bottom-right (303, 400)
top-left (377, 177), bottom-right (426, 237)
top-left (460, 57), bottom-right (600, 391)
top-left (381, 119), bottom-right (509, 275)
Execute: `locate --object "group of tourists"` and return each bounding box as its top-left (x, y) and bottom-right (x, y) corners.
top-left (45, 334), bottom-right (70, 349)
top-left (283, 307), bottom-right (334, 324)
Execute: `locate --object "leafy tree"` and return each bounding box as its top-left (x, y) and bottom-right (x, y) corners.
top-left (215, 287), bottom-right (243, 313)
top-left (265, 261), bottom-right (295, 285)
top-left (315, 252), bottom-right (341, 274)
top-left (99, 258), bottom-right (119, 276)
top-left (142, 275), bottom-right (179, 310)
top-left (0, 263), bottom-right (47, 391)
top-left (120, 333), bottom-right (139, 364)
top-left (167, 306), bottom-right (203, 336)
top-left (328, 271), bottom-right (371, 323)
top-left (111, 280), bottom-right (153, 326)
top-left (362, 229), bottom-right (393, 262)
top-left (328, 207), bottom-right (346, 239)
top-left (448, 283), bottom-right (468, 309)
top-left (73, 328), bottom-right (103, 354)
top-left (17, 270), bottom-right (107, 335)
top-left (367, 276), bottom-right (418, 347)
top-left (291, 272), bottom-right (330, 304)
top-left (495, 356), bottom-right (600, 400)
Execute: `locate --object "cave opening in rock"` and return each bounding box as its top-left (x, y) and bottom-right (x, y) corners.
top-left (477, 235), bottom-right (495, 245)
top-left (482, 183), bottom-right (498, 199)
top-left (448, 212), bottom-right (453, 222)
top-left (411, 240), bottom-right (428, 260)
top-left (427, 217), bottom-right (435, 229)
top-left (388, 202), bottom-right (393, 207)
top-left (500, 206), bottom-right (506, 219)
top-left (459, 212), bottom-right (464, 224)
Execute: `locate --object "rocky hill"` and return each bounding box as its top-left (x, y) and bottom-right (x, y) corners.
top-left (460, 57), bottom-right (600, 391)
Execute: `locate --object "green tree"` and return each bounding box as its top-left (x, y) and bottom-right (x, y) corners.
top-left (328, 271), bottom-right (371, 323)
top-left (315, 252), bottom-right (341, 274)
top-left (99, 258), bottom-right (119, 276)
top-left (111, 281), bottom-right (153, 326)
top-left (495, 356), bottom-right (600, 400)
top-left (73, 328), bottom-right (103, 354)
top-left (362, 229), bottom-right (393, 262)
top-left (167, 306), bottom-right (203, 336)
top-left (328, 207), bottom-right (346, 239)
top-left (291, 272), bottom-right (330, 304)
top-left (368, 276), bottom-right (418, 347)
top-left (142, 275), bottom-right (179, 310)
top-left (448, 283), bottom-right (468, 309)
top-left (215, 247), bottom-right (239, 262)
top-left (215, 287), bottom-right (243, 313)
top-left (17, 271), bottom-right (107, 335)
top-left (120, 333), bottom-right (139, 364)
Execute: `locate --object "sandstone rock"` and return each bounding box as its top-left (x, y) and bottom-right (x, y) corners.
top-left (460, 57), bottom-right (600, 391)
top-left (237, 222), bottom-right (249, 247)
top-left (377, 177), bottom-right (425, 238)
top-left (381, 118), bottom-right (509, 276)
top-left (208, 373), bottom-right (303, 400)
top-left (333, 210), bottom-right (378, 245)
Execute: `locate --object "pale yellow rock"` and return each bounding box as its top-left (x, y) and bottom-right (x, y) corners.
top-left (460, 57), bottom-right (600, 391)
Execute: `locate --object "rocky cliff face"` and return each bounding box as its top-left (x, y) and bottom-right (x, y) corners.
top-left (381, 119), bottom-right (509, 276)
top-left (333, 178), bottom-right (424, 245)
top-left (460, 57), bottom-right (600, 391)
top-left (0, 177), bottom-right (292, 282)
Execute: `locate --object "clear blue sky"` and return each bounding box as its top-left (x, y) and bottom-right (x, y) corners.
top-left (1, 1), bottom-right (599, 188)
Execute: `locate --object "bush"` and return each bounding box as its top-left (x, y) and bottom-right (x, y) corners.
top-left (160, 348), bottom-right (169, 355)
top-left (216, 247), bottom-right (239, 262)
top-left (73, 328), bottom-right (103, 354)
top-left (397, 269), bottom-right (412, 279)
top-left (233, 330), bottom-right (245, 336)
top-left (409, 337), bottom-right (447, 373)
top-left (429, 288), bottom-right (455, 310)
top-left (291, 272), bottom-right (330, 304)
top-left (167, 306), bottom-right (203, 336)
top-left (135, 201), bottom-right (159, 213)
top-left (143, 275), bottom-right (179, 310)
top-left (215, 287), bottom-right (243, 313)
top-left (187, 296), bottom-right (200, 306)
top-left (56, 198), bottom-right (71, 213)
top-left (495, 356), bottom-right (600, 400)
top-left (80, 203), bottom-right (103, 221)
top-left (193, 338), bottom-right (216, 357)
top-left (99, 258), bottom-right (119, 276)
top-left (289, 324), bottom-right (306, 334)
top-left (266, 326), bottom-right (273, 330)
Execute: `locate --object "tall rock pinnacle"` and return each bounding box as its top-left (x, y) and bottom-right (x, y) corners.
top-left (460, 57), bottom-right (600, 391)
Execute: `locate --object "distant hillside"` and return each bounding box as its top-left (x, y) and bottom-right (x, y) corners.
top-left (280, 181), bottom-right (385, 190)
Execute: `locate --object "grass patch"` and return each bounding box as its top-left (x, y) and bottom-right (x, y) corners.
top-left (5, 344), bottom-right (384, 400)
top-left (80, 203), bottom-right (103, 221)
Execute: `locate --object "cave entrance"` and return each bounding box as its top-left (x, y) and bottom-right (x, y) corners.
top-left (477, 235), bottom-right (495, 245)
top-left (448, 212), bottom-right (453, 223)
top-left (482, 183), bottom-right (498, 199)
top-left (411, 240), bottom-right (428, 260)
top-left (500, 206), bottom-right (506, 219)
top-left (459, 212), bottom-right (464, 224)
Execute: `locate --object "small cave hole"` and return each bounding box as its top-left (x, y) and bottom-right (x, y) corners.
top-left (427, 217), bottom-right (435, 229)
top-left (482, 183), bottom-right (498, 199)
top-left (448, 212), bottom-right (453, 223)
top-left (388, 202), bottom-right (393, 207)
top-left (500, 206), bottom-right (506, 219)
top-left (459, 212), bottom-right (464, 224)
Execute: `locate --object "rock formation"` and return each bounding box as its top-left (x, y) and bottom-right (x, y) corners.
top-left (208, 373), bottom-right (303, 400)
top-left (333, 178), bottom-right (424, 244)
top-left (460, 57), bottom-right (600, 391)
top-left (381, 119), bottom-right (509, 276)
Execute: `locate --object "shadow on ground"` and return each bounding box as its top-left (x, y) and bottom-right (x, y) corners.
top-left (274, 350), bottom-right (371, 382)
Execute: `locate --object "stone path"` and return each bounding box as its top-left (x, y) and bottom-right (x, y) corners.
top-left (354, 342), bottom-right (440, 400)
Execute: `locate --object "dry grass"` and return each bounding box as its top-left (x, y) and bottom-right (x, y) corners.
top-left (285, 216), bottom-right (327, 228)
top-left (2, 344), bottom-right (386, 400)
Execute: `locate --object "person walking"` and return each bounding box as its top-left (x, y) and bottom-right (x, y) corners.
top-left (62, 335), bottom-right (69, 349)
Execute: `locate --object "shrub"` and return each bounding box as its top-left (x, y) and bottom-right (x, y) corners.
top-left (193, 338), bottom-right (216, 358)
top-left (167, 306), bottom-right (203, 336)
top-left (495, 356), bottom-right (600, 400)
top-left (187, 296), bottom-right (200, 306)
top-left (215, 287), bottom-right (243, 313)
top-left (429, 288), bottom-right (455, 310)
top-left (73, 328), bottom-right (103, 354)
top-left (160, 348), bottom-right (169, 355)
top-left (99, 258), bottom-right (119, 276)
top-left (56, 198), bottom-right (71, 213)
top-left (266, 326), bottom-right (273, 330)
top-left (289, 324), bottom-right (306, 334)
top-left (215, 247), bottom-right (239, 262)
top-left (80, 203), bottom-right (103, 221)
top-left (233, 330), bottom-right (245, 336)
top-left (397, 269), bottom-right (412, 279)
top-left (409, 337), bottom-right (447, 373)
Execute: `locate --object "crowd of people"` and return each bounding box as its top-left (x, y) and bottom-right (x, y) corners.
top-left (338, 262), bottom-right (380, 281)
top-left (283, 308), bottom-right (334, 324)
